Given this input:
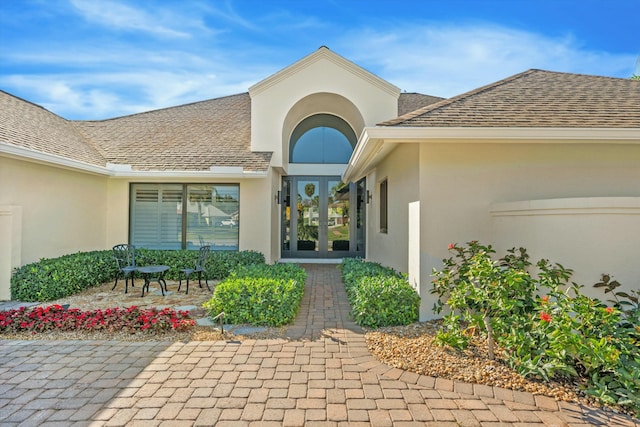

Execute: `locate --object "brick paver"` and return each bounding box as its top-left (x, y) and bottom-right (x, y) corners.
top-left (1, 264), bottom-right (638, 426)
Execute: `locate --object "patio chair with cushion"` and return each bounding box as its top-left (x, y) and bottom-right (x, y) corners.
top-left (179, 245), bottom-right (211, 295)
top-left (112, 244), bottom-right (136, 293)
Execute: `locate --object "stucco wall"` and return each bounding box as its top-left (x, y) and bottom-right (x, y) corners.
top-left (104, 177), bottom-right (275, 261)
top-left (363, 142), bottom-right (640, 320)
top-left (0, 157), bottom-right (109, 261)
top-left (365, 144), bottom-right (420, 274)
top-left (0, 157), bottom-right (108, 299)
top-left (491, 197), bottom-right (640, 299)
top-left (415, 142), bottom-right (640, 319)
top-left (250, 54), bottom-right (399, 167)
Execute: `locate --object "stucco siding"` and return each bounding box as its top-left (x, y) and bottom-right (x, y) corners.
top-left (250, 54), bottom-right (399, 168)
top-left (416, 142), bottom-right (640, 319)
top-left (0, 157), bottom-right (108, 298)
top-left (238, 177), bottom-right (274, 260)
top-left (365, 144), bottom-right (420, 274)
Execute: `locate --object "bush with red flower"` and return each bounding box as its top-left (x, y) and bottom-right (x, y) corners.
top-left (432, 241), bottom-right (639, 417)
top-left (0, 305), bottom-right (195, 334)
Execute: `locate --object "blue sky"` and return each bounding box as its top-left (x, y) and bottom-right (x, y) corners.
top-left (1, 0), bottom-right (638, 120)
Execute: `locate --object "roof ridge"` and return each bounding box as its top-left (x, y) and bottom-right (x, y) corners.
top-left (0, 89), bottom-right (60, 116)
top-left (380, 69), bottom-right (540, 126)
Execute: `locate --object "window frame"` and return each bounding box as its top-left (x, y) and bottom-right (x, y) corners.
top-left (129, 183), bottom-right (240, 250)
top-left (289, 113), bottom-right (357, 164)
top-left (379, 178), bottom-right (388, 234)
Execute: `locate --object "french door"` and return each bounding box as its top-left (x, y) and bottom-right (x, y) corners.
top-left (281, 176), bottom-right (365, 258)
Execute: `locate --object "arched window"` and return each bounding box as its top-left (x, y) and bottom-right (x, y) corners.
top-left (290, 114), bottom-right (357, 164)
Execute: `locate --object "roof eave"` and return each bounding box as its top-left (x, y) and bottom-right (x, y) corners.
top-left (1, 143), bottom-right (107, 176)
top-left (343, 126), bottom-right (640, 183)
top-left (108, 170), bottom-right (268, 179)
top-left (1, 143), bottom-right (269, 179)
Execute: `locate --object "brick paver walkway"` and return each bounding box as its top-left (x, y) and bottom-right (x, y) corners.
top-left (0, 264), bottom-right (638, 426)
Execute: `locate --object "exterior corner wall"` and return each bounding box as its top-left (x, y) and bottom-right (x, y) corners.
top-left (0, 156), bottom-right (109, 269)
top-left (239, 176), bottom-right (275, 261)
top-left (269, 169), bottom-right (283, 263)
top-left (106, 179), bottom-right (130, 248)
top-left (365, 144), bottom-right (420, 274)
top-left (0, 205), bottom-right (21, 300)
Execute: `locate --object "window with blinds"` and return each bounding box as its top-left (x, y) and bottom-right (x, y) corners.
top-left (130, 183), bottom-right (240, 250)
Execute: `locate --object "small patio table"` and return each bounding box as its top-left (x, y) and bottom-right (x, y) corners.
top-left (136, 265), bottom-right (169, 297)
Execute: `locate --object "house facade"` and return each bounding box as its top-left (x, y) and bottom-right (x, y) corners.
top-left (1, 47), bottom-right (639, 319)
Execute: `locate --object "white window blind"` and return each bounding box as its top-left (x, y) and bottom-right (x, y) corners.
top-left (131, 184), bottom-right (183, 249)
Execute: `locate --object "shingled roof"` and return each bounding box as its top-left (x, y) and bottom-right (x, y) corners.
top-left (382, 70), bottom-right (640, 128)
top-left (0, 90), bottom-right (272, 173)
top-left (0, 90), bottom-right (106, 166)
top-left (397, 93), bottom-right (445, 116)
top-left (73, 93), bottom-right (272, 172)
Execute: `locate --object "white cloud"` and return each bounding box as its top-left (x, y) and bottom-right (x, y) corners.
top-left (69, 0), bottom-right (194, 38)
top-left (336, 24), bottom-right (637, 97)
top-left (2, 9), bottom-right (636, 120)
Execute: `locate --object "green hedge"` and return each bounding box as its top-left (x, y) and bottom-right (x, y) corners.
top-left (11, 249), bottom-right (265, 302)
top-left (340, 258), bottom-right (420, 328)
top-left (11, 251), bottom-right (115, 302)
top-left (135, 249), bottom-right (264, 281)
top-left (203, 263), bottom-right (307, 327)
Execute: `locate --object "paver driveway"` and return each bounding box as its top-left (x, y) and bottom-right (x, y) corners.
top-left (0, 264), bottom-right (638, 426)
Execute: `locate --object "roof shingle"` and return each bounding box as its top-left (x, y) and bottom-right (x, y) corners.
top-left (73, 93), bottom-right (272, 172)
top-left (382, 70), bottom-right (640, 128)
top-left (0, 90), bottom-right (106, 166)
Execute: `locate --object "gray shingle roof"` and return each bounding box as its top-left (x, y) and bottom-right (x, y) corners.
top-left (383, 70), bottom-right (640, 128)
top-left (73, 93), bottom-right (272, 172)
top-left (0, 90), bottom-right (106, 166)
top-left (397, 93), bottom-right (445, 116)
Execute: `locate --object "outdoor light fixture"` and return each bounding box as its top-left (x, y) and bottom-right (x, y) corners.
top-left (275, 190), bottom-right (281, 204)
top-left (366, 190), bottom-right (372, 204)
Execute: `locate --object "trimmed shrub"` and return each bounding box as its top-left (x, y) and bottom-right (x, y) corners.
top-left (135, 249), bottom-right (265, 281)
top-left (11, 249), bottom-right (265, 302)
top-left (340, 258), bottom-right (420, 328)
top-left (203, 263), bottom-right (307, 327)
top-left (11, 251), bottom-right (115, 302)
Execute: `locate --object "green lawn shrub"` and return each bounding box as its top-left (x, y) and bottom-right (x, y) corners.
top-left (11, 249), bottom-right (265, 302)
top-left (432, 241), bottom-right (640, 418)
top-left (135, 249), bottom-right (265, 281)
top-left (11, 251), bottom-right (115, 302)
top-left (340, 258), bottom-right (420, 328)
top-left (203, 263), bottom-right (307, 327)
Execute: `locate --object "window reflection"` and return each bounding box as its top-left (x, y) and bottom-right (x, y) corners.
top-left (290, 114), bottom-right (356, 164)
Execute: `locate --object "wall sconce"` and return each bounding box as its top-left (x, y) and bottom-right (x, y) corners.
top-left (275, 190), bottom-right (281, 204)
top-left (366, 190), bottom-right (372, 204)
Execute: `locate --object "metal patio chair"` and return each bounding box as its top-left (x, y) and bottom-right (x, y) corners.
top-left (112, 244), bottom-right (136, 293)
top-left (179, 245), bottom-right (211, 294)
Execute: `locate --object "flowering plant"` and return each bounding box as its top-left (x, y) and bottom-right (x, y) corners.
top-left (0, 305), bottom-right (195, 334)
top-left (432, 242), bottom-right (640, 417)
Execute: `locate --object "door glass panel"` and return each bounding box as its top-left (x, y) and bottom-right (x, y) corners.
top-left (297, 180), bottom-right (319, 251)
top-left (328, 181), bottom-right (350, 252)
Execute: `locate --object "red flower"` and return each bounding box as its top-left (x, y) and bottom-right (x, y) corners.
top-left (447, 243), bottom-right (455, 250)
top-left (605, 307), bottom-right (614, 314)
top-left (539, 312), bottom-right (552, 322)
top-left (541, 295), bottom-right (549, 304)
